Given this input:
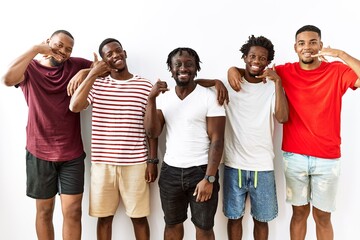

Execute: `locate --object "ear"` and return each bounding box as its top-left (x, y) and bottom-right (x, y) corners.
top-left (46, 38), bottom-right (50, 44)
top-left (293, 43), bottom-right (297, 53)
top-left (319, 41), bottom-right (323, 49)
top-left (124, 50), bottom-right (127, 58)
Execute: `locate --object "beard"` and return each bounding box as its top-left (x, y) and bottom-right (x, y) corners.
top-left (301, 58), bottom-right (314, 65)
top-left (175, 78), bottom-right (190, 87)
top-left (49, 57), bottom-right (62, 67)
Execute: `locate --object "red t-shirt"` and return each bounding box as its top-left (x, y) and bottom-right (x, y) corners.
top-left (19, 58), bottom-right (92, 161)
top-left (276, 61), bottom-right (357, 158)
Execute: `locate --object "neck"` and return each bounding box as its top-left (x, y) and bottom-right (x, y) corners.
top-left (175, 81), bottom-right (196, 100)
top-left (299, 58), bottom-right (322, 70)
top-left (244, 72), bottom-right (263, 83)
top-left (110, 68), bottom-right (133, 80)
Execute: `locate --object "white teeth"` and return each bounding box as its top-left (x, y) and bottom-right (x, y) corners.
top-left (251, 66), bottom-right (260, 70)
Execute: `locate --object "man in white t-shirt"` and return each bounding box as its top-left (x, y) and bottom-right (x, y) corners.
top-left (223, 35), bottom-right (288, 240)
top-left (144, 47), bottom-right (226, 240)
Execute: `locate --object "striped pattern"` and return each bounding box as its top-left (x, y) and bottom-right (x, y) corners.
top-left (88, 75), bottom-right (152, 165)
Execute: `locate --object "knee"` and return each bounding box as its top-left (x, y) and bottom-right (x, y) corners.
top-left (228, 218), bottom-right (242, 227)
top-left (63, 204), bottom-right (82, 221)
top-left (37, 207), bottom-right (54, 222)
top-left (292, 205), bottom-right (311, 222)
top-left (98, 216), bottom-right (114, 227)
top-left (313, 208), bottom-right (331, 226)
top-left (253, 219), bottom-right (268, 229)
top-left (131, 217), bottom-right (148, 226)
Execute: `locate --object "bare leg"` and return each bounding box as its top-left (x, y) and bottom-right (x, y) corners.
top-left (290, 204), bottom-right (310, 240)
top-left (131, 217), bottom-right (150, 240)
top-left (312, 207), bottom-right (333, 240)
top-left (164, 223), bottom-right (184, 240)
top-left (35, 197), bottom-right (56, 240)
top-left (227, 218), bottom-right (243, 240)
top-left (195, 226), bottom-right (215, 240)
top-left (253, 218), bottom-right (268, 240)
top-left (97, 216), bottom-right (114, 240)
top-left (60, 193), bottom-right (83, 240)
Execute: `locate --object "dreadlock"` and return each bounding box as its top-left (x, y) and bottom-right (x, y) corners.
top-left (166, 47), bottom-right (202, 72)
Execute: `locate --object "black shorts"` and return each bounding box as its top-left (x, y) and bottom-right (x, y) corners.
top-left (158, 162), bottom-right (219, 230)
top-left (26, 150), bottom-right (85, 199)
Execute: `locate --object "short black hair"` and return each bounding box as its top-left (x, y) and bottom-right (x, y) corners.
top-left (240, 35), bottom-right (275, 63)
top-left (295, 25), bottom-right (321, 39)
top-left (51, 30), bottom-right (74, 40)
top-left (166, 47), bottom-right (202, 72)
top-left (98, 38), bottom-right (122, 58)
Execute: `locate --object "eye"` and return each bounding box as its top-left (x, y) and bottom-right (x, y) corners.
top-left (248, 54), bottom-right (256, 60)
top-left (260, 57), bottom-right (267, 62)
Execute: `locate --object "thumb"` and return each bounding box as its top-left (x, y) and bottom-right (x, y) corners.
top-left (93, 52), bottom-right (99, 62)
top-left (193, 187), bottom-right (198, 196)
top-left (272, 64), bottom-right (276, 71)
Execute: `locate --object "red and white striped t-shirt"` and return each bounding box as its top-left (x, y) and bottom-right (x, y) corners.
top-left (87, 75), bottom-right (153, 165)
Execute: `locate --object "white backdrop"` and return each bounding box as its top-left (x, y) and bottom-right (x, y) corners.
top-left (1, 0), bottom-right (360, 239)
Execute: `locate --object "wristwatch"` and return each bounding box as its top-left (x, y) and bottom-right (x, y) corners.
top-left (204, 175), bottom-right (216, 183)
top-left (146, 158), bottom-right (159, 164)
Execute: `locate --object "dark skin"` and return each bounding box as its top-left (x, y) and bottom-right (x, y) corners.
top-left (227, 31), bottom-right (360, 240)
top-left (144, 51), bottom-right (225, 240)
top-left (70, 41), bottom-right (157, 240)
top-left (1, 32), bottom-right (85, 240)
top-left (227, 46), bottom-right (288, 240)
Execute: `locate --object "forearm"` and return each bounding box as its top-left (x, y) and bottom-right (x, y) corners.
top-left (69, 73), bottom-right (97, 112)
top-left (144, 98), bottom-right (163, 138)
top-left (195, 79), bottom-right (216, 87)
top-left (206, 139), bottom-right (224, 176)
top-left (338, 51), bottom-right (360, 80)
top-left (2, 46), bottom-right (39, 86)
top-left (147, 137), bottom-right (158, 159)
top-left (274, 80), bottom-right (289, 123)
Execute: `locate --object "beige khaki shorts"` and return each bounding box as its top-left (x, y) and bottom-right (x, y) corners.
top-left (89, 162), bottom-right (150, 218)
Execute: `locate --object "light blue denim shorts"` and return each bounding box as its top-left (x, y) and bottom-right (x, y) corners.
top-left (282, 151), bottom-right (341, 212)
top-left (223, 165), bottom-right (278, 222)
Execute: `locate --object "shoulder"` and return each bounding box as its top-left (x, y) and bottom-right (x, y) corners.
top-left (67, 57), bottom-right (92, 68)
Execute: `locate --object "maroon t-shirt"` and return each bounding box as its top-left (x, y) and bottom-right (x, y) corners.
top-left (19, 57), bottom-right (92, 161)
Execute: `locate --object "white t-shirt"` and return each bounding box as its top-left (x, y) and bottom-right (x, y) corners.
top-left (157, 85), bottom-right (225, 168)
top-left (224, 78), bottom-right (276, 171)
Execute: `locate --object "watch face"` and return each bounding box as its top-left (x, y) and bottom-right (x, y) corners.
top-left (207, 175), bottom-right (216, 183)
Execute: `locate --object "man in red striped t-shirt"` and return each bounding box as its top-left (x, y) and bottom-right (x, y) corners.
top-left (70, 38), bottom-right (158, 240)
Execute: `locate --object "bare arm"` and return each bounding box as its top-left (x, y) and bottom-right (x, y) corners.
top-left (144, 80), bottom-right (168, 138)
top-left (313, 47), bottom-right (360, 87)
top-left (227, 67), bottom-right (245, 91)
top-left (145, 137), bottom-right (158, 183)
top-left (194, 116), bottom-right (226, 202)
top-left (1, 42), bottom-right (61, 86)
top-left (256, 65), bottom-right (289, 123)
top-left (67, 53), bottom-right (98, 96)
top-left (69, 60), bottom-right (109, 112)
top-left (195, 79), bottom-right (229, 105)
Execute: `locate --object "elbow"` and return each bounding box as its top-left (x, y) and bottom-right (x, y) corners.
top-left (277, 114), bottom-right (289, 124)
top-left (278, 117), bottom-right (288, 124)
top-left (69, 100), bottom-right (83, 113)
top-left (2, 75), bottom-right (15, 87)
top-left (145, 128), bottom-right (158, 139)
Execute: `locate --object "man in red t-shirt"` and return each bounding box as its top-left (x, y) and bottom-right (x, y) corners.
top-left (1, 30), bottom-right (92, 240)
top-left (227, 25), bottom-right (360, 240)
